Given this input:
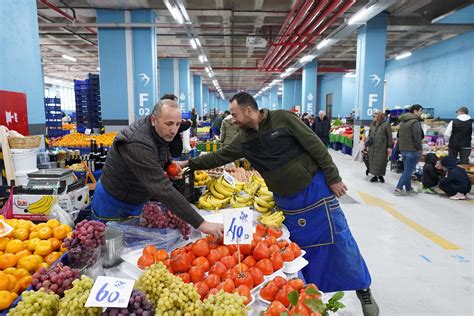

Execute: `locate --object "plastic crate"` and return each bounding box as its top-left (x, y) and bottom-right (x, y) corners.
top-left (44, 97), bottom-right (61, 104)
top-left (341, 145), bottom-right (352, 155)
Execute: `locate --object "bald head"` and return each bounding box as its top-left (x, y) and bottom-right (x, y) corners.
top-left (151, 99), bottom-right (182, 142)
top-left (153, 99), bottom-right (180, 118)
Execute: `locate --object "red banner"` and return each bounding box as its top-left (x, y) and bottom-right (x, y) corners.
top-left (0, 90), bottom-right (29, 135)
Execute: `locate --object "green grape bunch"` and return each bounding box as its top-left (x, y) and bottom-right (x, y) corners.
top-left (58, 275), bottom-right (102, 316)
top-left (7, 288), bottom-right (60, 316)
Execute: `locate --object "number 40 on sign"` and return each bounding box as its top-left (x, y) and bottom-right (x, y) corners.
top-left (223, 207), bottom-right (253, 245)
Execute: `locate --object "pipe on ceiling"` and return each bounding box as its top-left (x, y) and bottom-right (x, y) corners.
top-left (191, 67), bottom-right (350, 73)
top-left (40, 0), bottom-right (97, 35)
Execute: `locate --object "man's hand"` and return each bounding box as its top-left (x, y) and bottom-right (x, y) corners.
top-left (198, 221), bottom-right (224, 240)
top-left (329, 181), bottom-right (348, 198)
top-left (387, 148), bottom-right (392, 157)
top-left (175, 160), bottom-right (189, 169)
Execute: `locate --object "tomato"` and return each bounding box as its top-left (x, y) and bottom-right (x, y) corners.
top-left (195, 281), bottom-right (209, 300)
top-left (189, 266), bottom-right (205, 283)
top-left (255, 258), bottom-right (274, 275)
top-left (192, 256), bottom-right (211, 271)
top-left (137, 254), bottom-right (154, 270)
top-left (177, 273), bottom-right (191, 283)
top-left (256, 223), bottom-right (268, 237)
top-left (253, 233), bottom-right (263, 243)
top-left (297, 284), bottom-right (321, 311)
top-left (170, 253), bottom-right (190, 273)
top-left (207, 249), bottom-right (222, 266)
top-left (238, 244), bottom-right (253, 256)
top-left (249, 267), bottom-right (264, 286)
top-left (232, 263), bottom-right (249, 274)
top-left (280, 247), bottom-right (295, 262)
top-left (204, 273), bottom-right (221, 289)
top-left (153, 249), bottom-right (169, 262)
top-left (264, 236), bottom-right (277, 247)
top-left (216, 278), bottom-right (235, 293)
top-left (209, 261), bottom-right (227, 278)
top-left (206, 235), bottom-right (220, 249)
top-left (267, 227), bottom-right (283, 238)
top-left (235, 285), bottom-right (252, 305)
top-left (264, 300), bottom-right (288, 316)
top-left (242, 255), bottom-right (256, 268)
top-left (288, 242), bottom-right (302, 257)
top-left (227, 244), bottom-right (238, 255)
top-left (216, 245), bottom-right (230, 257)
top-left (234, 271), bottom-right (254, 289)
top-left (259, 281), bottom-right (279, 301)
top-left (275, 284), bottom-right (295, 307)
top-left (162, 258), bottom-right (171, 269)
top-left (222, 268), bottom-right (237, 281)
top-left (143, 245), bottom-right (158, 257)
top-left (184, 242), bottom-right (194, 252)
top-left (288, 278), bottom-right (304, 291)
top-left (253, 242), bottom-right (271, 261)
top-left (192, 239), bottom-right (210, 257)
top-left (233, 251), bottom-right (244, 263)
top-left (269, 244), bottom-right (281, 254)
top-left (270, 252), bottom-right (284, 271)
top-left (186, 252), bottom-right (196, 266)
top-left (289, 303), bottom-right (310, 316)
top-left (277, 240), bottom-right (289, 249)
top-left (166, 163), bottom-right (181, 177)
top-left (220, 255), bottom-right (237, 269)
top-left (171, 247), bottom-right (186, 258)
top-left (273, 276), bottom-right (287, 287)
top-left (208, 288), bottom-right (219, 298)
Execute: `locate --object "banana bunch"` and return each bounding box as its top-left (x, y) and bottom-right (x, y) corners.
top-left (28, 196), bottom-right (55, 214)
top-left (194, 170), bottom-right (210, 186)
top-left (197, 177), bottom-right (239, 210)
top-left (230, 193), bottom-right (253, 208)
top-left (198, 192), bottom-right (231, 210)
top-left (258, 210), bottom-right (285, 228)
top-left (253, 193), bottom-right (275, 213)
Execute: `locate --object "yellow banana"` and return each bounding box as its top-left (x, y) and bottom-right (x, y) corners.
top-left (209, 180), bottom-right (226, 199)
top-left (198, 194), bottom-right (213, 210)
top-left (28, 196), bottom-right (54, 214)
top-left (220, 176), bottom-right (237, 191)
top-left (235, 193), bottom-right (253, 204)
top-left (214, 178), bottom-right (234, 197)
top-left (254, 201), bottom-right (269, 213)
top-left (254, 196), bottom-right (272, 208)
top-left (258, 195), bottom-right (274, 202)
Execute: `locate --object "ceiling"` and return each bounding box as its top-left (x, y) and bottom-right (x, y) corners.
top-left (37, 0), bottom-right (474, 96)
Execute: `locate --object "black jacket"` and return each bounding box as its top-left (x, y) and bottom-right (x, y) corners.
top-left (311, 117), bottom-right (331, 145)
top-left (449, 118), bottom-right (472, 148)
top-left (422, 153), bottom-right (439, 188)
top-left (169, 120), bottom-right (192, 157)
top-left (439, 156), bottom-right (471, 194)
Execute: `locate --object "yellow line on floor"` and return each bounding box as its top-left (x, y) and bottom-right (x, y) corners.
top-left (358, 191), bottom-right (461, 250)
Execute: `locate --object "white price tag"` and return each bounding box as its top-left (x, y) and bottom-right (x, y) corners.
top-left (85, 276), bottom-right (135, 308)
top-left (0, 220), bottom-right (13, 237)
top-left (84, 128), bottom-right (92, 135)
top-left (223, 170), bottom-right (235, 186)
top-left (223, 207), bottom-right (253, 245)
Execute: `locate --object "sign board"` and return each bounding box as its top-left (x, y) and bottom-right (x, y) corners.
top-left (85, 276), bottom-right (135, 309)
top-left (223, 208), bottom-right (253, 245)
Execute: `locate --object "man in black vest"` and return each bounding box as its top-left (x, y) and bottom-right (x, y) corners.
top-left (445, 106), bottom-right (472, 165)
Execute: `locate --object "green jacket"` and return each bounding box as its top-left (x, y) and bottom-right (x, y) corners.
top-left (398, 113), bottom-right (423, 152)
top-left (220, 116), bottom-right (240, 147)
top-left (189, 109), bottom-right (341, 196)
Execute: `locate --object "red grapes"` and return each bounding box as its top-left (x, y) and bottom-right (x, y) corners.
top-left (139, 203), bottom-right (191, 239)
top-left (101, 290), bottom-right (154, 316)
top-left (31, 264), bottom-right (80, 297)
top-left (63, 220), bottom-right (106, 267)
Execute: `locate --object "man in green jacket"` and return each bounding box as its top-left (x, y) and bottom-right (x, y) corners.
top-left (395, 104), bottom-right (424, 196)
top-left (177, 92), bottom-right (379, 316)
top-left (220, 112), bottom-right (240, 147)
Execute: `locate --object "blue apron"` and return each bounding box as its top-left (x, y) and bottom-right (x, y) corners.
top-left (274, 171), bottom-right (371, 292)
top-left (91, 180), bottom-right (144, 222)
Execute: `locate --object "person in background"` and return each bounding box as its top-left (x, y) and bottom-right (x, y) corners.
top-left (312, 110), bottom-right (331, 146)
top-left (161, 94), bottom-right (192, 158)
top-left (220, 111), bottom-right (240, 147)
top-left (309, 114), bottom-right (315, 128)
top-left (191, 108), bottom-right (198, 137)
top-left (301, 113), bottom-right (310, 127)
top-left (367, 112), bottom-right (392, 183)
top-left (421, 153), bottom-right (440, 194)
top-left (445, 106), bottom-right (472, 165)
top-left (395, 104), bottom-right (424, 196)
top-left (177, 92), bottom-right (379, 316)
top-left (438, 156), bottom-right (471, 200)
top-left (211, 111), bottom-right (227, 137)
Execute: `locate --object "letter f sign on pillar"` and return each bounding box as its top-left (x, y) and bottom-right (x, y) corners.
top-left (367, 94), bottom-right (378, 116)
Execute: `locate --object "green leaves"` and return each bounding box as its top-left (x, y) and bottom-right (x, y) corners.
top-left (326, 291), bottom-right (346, 313)
top-left (288, 290), bottom-right (299, 306)
top-left (305, 298), bottom-right (325, 313)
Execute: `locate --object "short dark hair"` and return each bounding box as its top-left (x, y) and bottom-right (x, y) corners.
top-left (410, 104), bottom-right (423, 113)
top-left (230, 92), bottom-right (258, 110)
top-left (160, 94), bottom-right (178, 101)
top-left (224, 111), bottom-right (230, 116)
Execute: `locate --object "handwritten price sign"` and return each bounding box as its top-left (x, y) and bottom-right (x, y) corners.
top-left (223, 207), bottom-right (253, 245)
top-left (85, 276), bottom-right (135, 308)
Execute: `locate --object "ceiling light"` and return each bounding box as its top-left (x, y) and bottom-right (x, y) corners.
top-left (190, 39), bottom-right (197, 49)
top-left (300, 55), bottom-right (316, 63)
top-left (164, 0), bottom-right (184, 24)
top-left (344, 72), bottom-right (356, 77)
top-left (347, 4), bottom-right (376, 25)
top-left (96, 67), bottom-right (100, 71)
top-left (194, 38), bottom-right (201, 47)
top-left (277, 92), bottom-right (282, 95)
top-left (286, 67), bottom-right (295, 72)
top-left (176, 1), bottom-right (190, 22)
top-left (395, 51), bottom-right (412, 60)
top-left (199, 55), bottom-right (207, 63)
top-left (62, 54), bottom-right (76, 62)
top-left (278, 87), bottom-right (283, 91)
top-left (212, 80), bottom-right (218, 85)
top-left (316, 39), bottom-right (332, 50)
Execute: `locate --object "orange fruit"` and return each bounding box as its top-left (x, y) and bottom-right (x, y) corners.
top-left (6, 275), bottom-right (16, 291)
top-left (143, 245), bottom-right (158, 257)
top-left (35, 240), bottom-right (53, 256)
top-left (29, 231), bottom-right (39, 239)
top-left (37, 227), bottom-right (53, 240)
top-left (0, 253), bottom-right (17, 270)
top-left (5, 240), bottom-right (24, 254)
top-left (12, 228), bottom-right (29, 241)
top-left (14, 220), bottom-right (33, 231)
top-left (14, 249), bottom-right (31, 261)
top-left (0, 272), bottom-right (9, 291)
top-left (12, 268), bottom-right (29, 280)
top-left (32, 223), bottom-right (48, 232)
top-left (31, 255), bottom-right (44, 264)
top-left (48, 238), bottom-right (61, 251)
top-left (2, 268), bottom-right (15, 275)
top-left (18, 275), bottom-right (32, 291)
top-left (0, 238), bottom-right (10, 251)
top-left (53, 225), bottom-right (69, 240)
top-left (137, 255), bottom-right (154, 269)
top-left (0, 290), bottom-right (15, 310)
top-left (39, 262), bottom-right (49, 270)
top-left (17, 255), bottom-right (40, 273)
top-left (26, 238), bottom-right (40, 252)
top-left (45, 251), bottom-right (62, 265)
top-left (46, 219), bottom-right (60, 229)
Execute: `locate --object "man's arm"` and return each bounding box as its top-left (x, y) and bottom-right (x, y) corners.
top-left (444, 121), bottom-right (453, 139)
top-left (412, 121), bottom-right (423, 151)
top-left (220, 121), bottom-right (227, 144)
top-left (385, 123), bottom-right (393, 148)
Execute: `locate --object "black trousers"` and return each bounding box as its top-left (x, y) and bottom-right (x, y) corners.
top-left (449, 147), bottom-right (471, 165)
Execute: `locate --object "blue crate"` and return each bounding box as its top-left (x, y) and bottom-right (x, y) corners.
top-left (341, 145), bottom-right (353, 155)
top-left (44, 97), bottom-right (61, 104)
top-left (45, 113), bottom-right (63, 119)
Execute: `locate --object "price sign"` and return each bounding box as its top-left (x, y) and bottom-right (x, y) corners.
top-left (84, 128), bottom-right (92, 135)
top-left (223, 207), bottom-right (253, 245)
top-left (223, 170), bottom-right (235, 186)
top-left (85, 276), bottom-right (135, 308)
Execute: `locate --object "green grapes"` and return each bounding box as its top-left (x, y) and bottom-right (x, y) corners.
top-left (7, 289), bottom-right (59, 316)
top-left (58, 275), bottom-right (102, 316)
top-left (203, 290), bottom-right (248, 316)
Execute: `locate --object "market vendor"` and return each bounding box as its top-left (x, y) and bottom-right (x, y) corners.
top-left (177, 92), bottom-right (379, 316)
top-left (91, 99), bottom-right (224, 239)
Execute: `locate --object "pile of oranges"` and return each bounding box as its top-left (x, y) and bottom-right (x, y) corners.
top-left (51, 132), bottom-right (117, 148)
top-left (0, 216), bottom-right (72, 310)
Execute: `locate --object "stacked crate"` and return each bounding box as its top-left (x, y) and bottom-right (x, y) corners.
top-left (74, 73), bottom-right (103, 133)
top-left (44, 97), bottom-right (65, 137)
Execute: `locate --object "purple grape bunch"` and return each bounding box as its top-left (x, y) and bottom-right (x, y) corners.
top-left (63, 220), bottom-right (106, 266)
top-left (139, 203), bottom-right (191, 239)
top-left (31, 264), bottom-right (80, 297)
top-left (101, 290), bottom-right (154, 316)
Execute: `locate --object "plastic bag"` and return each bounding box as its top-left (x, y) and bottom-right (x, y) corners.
top-left (48, 201), bottom-right (75, 227)
top-left (106, 219), bottom-right (183, 253)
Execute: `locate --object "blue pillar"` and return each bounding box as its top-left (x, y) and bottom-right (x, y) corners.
top-left (255, 96), bottom-right (262, 108)
top-left (97, 9), bottom-right (158, 122)
top-left (278, 95), bottom-right (283, 109)
top-left (261, 95), bottom-right (269, 108)
top-left (269, 86), bottom-right (279, 110)
top-left (202, 85), bottom-right (209, 115)
top-left (355, 13), bottom-right (388, 121)
top-left (282, 79), bottom-right (302, 110)
top-left (302, 60), bottom-right (318, 115)
top-left (178, 59), bottom-right (191, 112)
top-left (158, 58), bottom-right (191, 113)
top-left (0, 1), bottom-right (44, 126)
top-left (193, 75), bottom-right (202, 115)
top-left (209, 93), bottom-right (216, 113)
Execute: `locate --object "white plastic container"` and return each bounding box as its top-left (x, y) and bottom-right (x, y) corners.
top-left (15, 168), bottom-right (38, 186)
top-left (11, 148), bottom-right (38, 172)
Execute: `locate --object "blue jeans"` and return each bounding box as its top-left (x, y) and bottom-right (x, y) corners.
top-left (396, 151), bottom-right (420, 191)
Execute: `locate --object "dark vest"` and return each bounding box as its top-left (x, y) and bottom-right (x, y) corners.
top-left (449, 119), bottom-right (472, 148)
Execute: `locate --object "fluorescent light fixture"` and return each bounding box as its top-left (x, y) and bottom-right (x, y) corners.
top-left (194, 38), bottom-right (201, 47)
top-left (278, 87), bottom-right (283, 91)
top-left (176, 2), bottom-right (190, 22)
top-left (347, 4), bottom-right (376, 25)
top-left (300, 54), bottom-right (316, 63)
top-left (212, 80), bottom-right (218, 85)
top-left (62, 54), bottom-right (76, 62)
top-left (205, 67), bottom-right (211, 73)
top-left (280, 73), bottom-right (290, 78)
top-left (286, 67), bottom-right (295, 72)
top-left (96, 67), bottom-right (100, 71)
top-left (316, 39), bottom-right (331, 50)
top-left (395, 51), bottom-right (412, 60)
top-left (199, 55), bottom-right (207, 63)
top-left (344, 72), bottom-right (356, 77)
top-left (277, 92), bottom-right (282, 95)
top-left (164, 0), bottom-right (184, 24)
top-left (190, 39), bottom-right (197, 49)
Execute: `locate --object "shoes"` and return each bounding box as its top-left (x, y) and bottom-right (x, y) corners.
top-left (370, 176), bottom-right (378, 182)
top-left (422, 187), bottom-right (436, 194)
top-left (406, 189), bottom-right (419, 195)
top-left (356, 288), bottom-right (380, 316)
top-left (378, 176), bottom-right (385, 183)
top-left (366, 169), bottom-right (370, 176)
top-left (449, 192), bottom-right (466, 200)
top-left (395, 188), bottom-right (406, 196)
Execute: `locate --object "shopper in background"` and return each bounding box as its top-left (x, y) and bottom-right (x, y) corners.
top-left (367, 112), bottom-right (392, 183)
top-left (421, 153), bottom-right (440, 194)
top-left (210, 111), bottom-right (227, 137)
top-left (191, 108), bottom-right (198, 137)
top-left (438, 156), bottom-right (471, 200)
top-left (301, 113), bottom-right (311, 127)
top-left (445, 106), bottom-right (472, 165)
top-left (395, 104), bottom-right (424, 196)
top-left (92, 98), bottom-right (223, 239)
top-left (220, 111), bottom-right (240, 147)
top-left (161, 94), bottom-right (192, 158)
top-left (312, 110), bottom-right (331, 146)
top-left (177, 92), bottom-right (379, 316)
